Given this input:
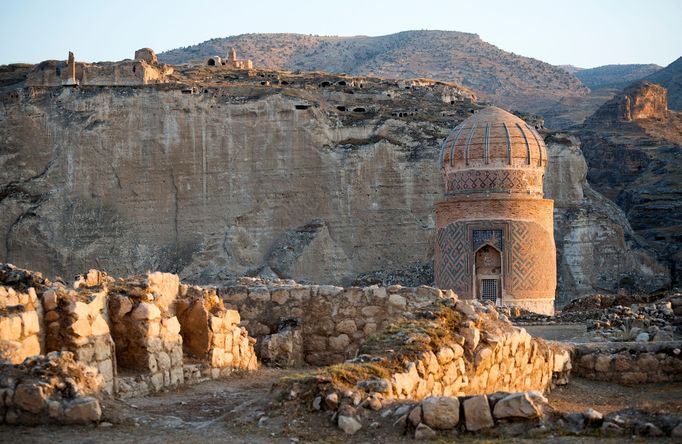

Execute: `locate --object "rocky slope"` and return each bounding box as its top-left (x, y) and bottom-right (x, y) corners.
top-left (0, 64), bottom-right (670, 300)
top-left (578, 81), bottom-right (682, 286)
top-left (158, 31), bottom-right (588, 113)
top-left (644, 56), bottom-right (682, 110)
top-left (570, 64), bottom-right (662, 90)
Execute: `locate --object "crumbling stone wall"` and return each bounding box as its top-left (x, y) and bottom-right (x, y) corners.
top-left (222, 281), bottom-right (453, 366)
top-left (1, 264), bottom-right (259, 400)
top-left (43, 284), bottom-right (115, 393)
top-left (107, 273), bottom-right (185, 394)
top-left (0, 286), bottom-right (42, 364)
top-left (278, 298), bottom-right (571, 406)
top-left (177, 285), bottom-right (257, 370)
top-left (0, 351), bottom-right (102, 425)
top-left (571, 341), bottom-right (682, 384)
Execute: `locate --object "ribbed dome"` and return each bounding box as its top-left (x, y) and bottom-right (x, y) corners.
top-left (440, 107), bottom-right (547, 169)
top-left (439, 107), bottom-right (548, 197)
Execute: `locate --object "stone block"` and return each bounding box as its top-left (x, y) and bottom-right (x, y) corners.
top-left (90, 315), bottom-right (110, 336)
top-left (209, 315), bottom-right (223, 332)
top-left (248, 288), bottom-right (271, 302)
top-left (329, 334), bottom-right (350, 351)
top-left (20, 335), bottom-right (41, 358)
top-left (388, 294), bottom-right (407, 310)
top-left (99, 359), bottom-right (114, 381)
top-left (13, 383), bottom-right (46, 414)
top-left (463, 395), bottom-right (494, 431)
top-left (492, 392), bottom-right (542, 419)
top-left (76, 344), bottom-right (95, 362)
top-left (67, 301), bottom-right (90, 320)
top-left (290, 288), bottom-right (311, 302)
top-left (150, 372), bottom-right (165, 391)
top-left (223, 309), bottom-right (240, 326)
top-left (363, 322), bottom-right (377, 335)
top-left (336, 319), bottom-right (357, 335)
top-left (62, 397), bottom-right (101, 423)
top-left (42, 289), bottom-right (58, 311)
top-left (164, 316), bottom-right (181, 335)
top-left (110, 294), bottom-right (133, 318)
top-left (70, 318), bottom-right (91, 337)
top-left (461, 325), bottom-right (480, 351)
top-left (271, 289), bottom-right (290, 304)
top-left (421, 396), bottom-right (460, 429)
top-left (44, 310), bottom-right (59, 322)
top-left (170, 366), bottom-right (184, 385)
top-left (131, 302), bottom-right (161, 321)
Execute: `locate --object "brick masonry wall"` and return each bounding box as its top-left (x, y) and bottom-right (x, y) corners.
top-left (434, 197), bottom-right (556, 315)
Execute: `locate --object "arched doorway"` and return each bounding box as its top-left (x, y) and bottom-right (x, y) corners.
top-left (473, 244), bottom-right (502, 303)
top-left (207, 58), bottom-right (216, 66)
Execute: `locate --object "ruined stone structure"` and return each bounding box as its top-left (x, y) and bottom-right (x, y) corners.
top-left (226, 47), bottom-right (253, 69)
top-left (0, 264), bottom-right (258, 403)
top-left (25, 49), bottom-right (172, 87)
top-left (435, 107), bottom-right (556, 315)
top-left (206, 48), bottom-right (253, 69)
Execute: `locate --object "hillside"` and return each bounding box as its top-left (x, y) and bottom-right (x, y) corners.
top-left (571, 64), bottom-right (661, 90)
top-left (645, 56), bottom-right (682, 110)
top-left (158, 30), bottom-right (588, 112)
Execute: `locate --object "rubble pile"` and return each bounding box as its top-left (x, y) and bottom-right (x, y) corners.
top-left (508, 291), bottom-right (681, 343)
top-left (0, 351), bottom-right (102, 425)
top-left (585, 302), bottom-right (677, 342)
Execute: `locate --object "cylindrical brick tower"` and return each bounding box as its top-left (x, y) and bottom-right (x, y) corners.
top-left (435, 107), bottom-right (556, 315)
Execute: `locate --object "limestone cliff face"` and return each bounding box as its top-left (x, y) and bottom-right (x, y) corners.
top-left (544, 134), bottom-right (670, 304)
top-left (0, 80), bottom-right (453, 285)
top-left (587, 81), bottom-right (668, 124)
top-left (579, 82), bottom-right (682, 287)
top-left (0, 75), bottom-right (671, 298)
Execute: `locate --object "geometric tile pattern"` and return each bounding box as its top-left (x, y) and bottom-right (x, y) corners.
top-left (473, 229), bottom-right (503, 252)
top-left (510, 222), bottom-right (541, 291)
top-left (435, 222), bottom-right (470, 295)
top-left (446, 169), bottom-right (543, 194)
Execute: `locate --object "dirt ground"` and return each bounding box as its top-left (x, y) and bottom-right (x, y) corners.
top-left (1, 367), bottom-right (681, 444)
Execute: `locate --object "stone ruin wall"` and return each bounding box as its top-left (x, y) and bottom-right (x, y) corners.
top-left (0, 286), bottom-right (42, 364)
top-left (223, 280), bottom-right (571, 399)
top-left (221, 282), bottom-right (454, 366)
top-left (0, 265), bottom-right (258, 416)
top-left (570, 341), bottom-right (682, 385)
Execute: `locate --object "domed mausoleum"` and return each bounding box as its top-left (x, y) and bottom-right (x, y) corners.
top-left (435, 107), bottom-right (556, 315)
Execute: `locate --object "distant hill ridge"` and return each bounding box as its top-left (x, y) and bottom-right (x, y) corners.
top-left (568, 64), bottom-right (662, 90)
top-left (158, 30), bottom-right (588, 112)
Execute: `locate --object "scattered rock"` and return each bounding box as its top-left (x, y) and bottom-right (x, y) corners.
top-left (492, 393), bottom-right (542, 419)
top-left (337, 415), bottom-right (362, 435)
top-left (414, 423), bottom-right (437, 439)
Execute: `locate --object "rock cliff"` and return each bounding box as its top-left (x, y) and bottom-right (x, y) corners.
top-left (544, 134), bottom-right (670, 303)
top-left (644, 56), bottom-right (682, 110)
top-left (0, 65), bottom-right (670, 300)
top-left (579, 82), bottom-right (682, 286)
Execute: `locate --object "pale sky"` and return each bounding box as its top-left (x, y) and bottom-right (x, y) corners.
top-left (1, 0), bottom-right (680, 68)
